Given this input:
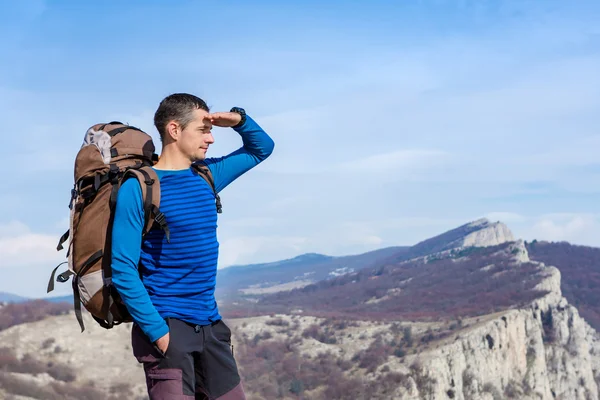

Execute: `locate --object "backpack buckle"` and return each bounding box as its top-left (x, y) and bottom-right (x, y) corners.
top-left (154, 210), bottom-right (166, 226)
top-left (151, 208), bottom-right (170, 243)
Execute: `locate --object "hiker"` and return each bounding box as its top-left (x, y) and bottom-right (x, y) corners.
top-left (110, 93), bottom-right (274, 399)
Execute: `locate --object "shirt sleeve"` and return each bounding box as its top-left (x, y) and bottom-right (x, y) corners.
top-left (110, 177), bottom-right (169, 343)
top-left (201, 114), bottom-right (275, 193)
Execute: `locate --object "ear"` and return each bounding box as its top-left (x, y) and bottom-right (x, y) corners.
top-left (165, 121), bottom-right (180, 142)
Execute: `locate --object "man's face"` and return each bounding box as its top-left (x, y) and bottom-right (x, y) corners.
top-left (177, 108), bottom-right (214, 161)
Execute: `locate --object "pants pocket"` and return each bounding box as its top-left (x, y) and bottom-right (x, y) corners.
top-left (211, 320), bottom-right (232, 343)
top-left (132, 324), bottom-right (164, 363)
top-left (146, 368), bottom-right (191, 399)
top-left (211, 320), bottom-right (234, 355)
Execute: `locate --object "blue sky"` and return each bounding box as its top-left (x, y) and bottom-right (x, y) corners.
top-left (1, 0), bottom-right (599, 297)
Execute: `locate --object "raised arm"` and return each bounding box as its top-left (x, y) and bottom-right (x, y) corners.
top-left (110, 178), bottom-right (169, 342)
top-left (201, 113), bottom-right (275, 193)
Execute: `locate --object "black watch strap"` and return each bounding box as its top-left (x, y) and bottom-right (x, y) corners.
top-left (230, 107), bottom-right (246, 128)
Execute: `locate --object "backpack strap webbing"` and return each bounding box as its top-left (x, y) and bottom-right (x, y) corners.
top-left (46, 261), bottom-right (68, 293)
top-left (105, 125), bottom-right (144, 137)
top-left (192, 163), bottom-right (222, 214)
top-left (123, 167), bottom-right (170, 242)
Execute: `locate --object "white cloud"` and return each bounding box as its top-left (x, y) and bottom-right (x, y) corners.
top-left (0, 220), bottom-right (30, 237)
top-left (0, 221), bottom-right (65, 269)
top-left (529, 213), bottom-right (599, 244)
top-left (479, 212), bottom-right (600, 248)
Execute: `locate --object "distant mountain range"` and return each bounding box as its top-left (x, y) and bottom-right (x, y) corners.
top-left (0, 292), bottom-right (29, 303)
top-left (3, 218), bottom-right (509, 305)
top-left (215, 246), bottom-right (408, 300)
top-left (5, 218), bottom-right (600, 334)
top-left (254, 241), bottom-right (545, 319)
top-left (216, 218), bottom-right (513, 303)
top-left (0, 292), bottom-right (71, 304)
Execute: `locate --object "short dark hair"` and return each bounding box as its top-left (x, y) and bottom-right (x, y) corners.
top-left (154, 93), bottom-right (210, 141)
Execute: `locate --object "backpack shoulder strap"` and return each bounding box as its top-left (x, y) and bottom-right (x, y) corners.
top-left (192, 162), bottom-right (222, 214)
top-left (124, 166), bottom-right (170, 242)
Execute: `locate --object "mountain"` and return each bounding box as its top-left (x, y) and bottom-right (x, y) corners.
top-left (2, 217), bottom-right (600, 399)
top-left (45, 295), bottom-right (73, 304)
top-left (232, 221), bottom-right (600, 399)
top-left (0, 292), bottom-right (28, 303)
top-left (255, 240), bottom-right (546, 320)
top-left (384, 217), bottom-right (514, 263)
top-left (220, 218), bottom-right (518, 315)
top-left (216, 219), bottom-right (512, 303)
top-left (526, 240), bottom-right (600, 331)
top-left (215, 246), bottom-right (408, 299)
top-left (0, 292), bottom-right (72, 304)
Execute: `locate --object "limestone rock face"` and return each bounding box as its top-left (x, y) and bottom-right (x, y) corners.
top-left (460, 218), bottom-right (515, 248)
top-left (393, 244), bottom-right (600, 400)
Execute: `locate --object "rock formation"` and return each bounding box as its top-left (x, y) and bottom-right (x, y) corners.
top-left (390, 239), bottom-right (600, 400)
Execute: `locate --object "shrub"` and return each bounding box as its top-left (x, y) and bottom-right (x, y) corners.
top-left (482, 382), bottom-right (502, 400)
top-left (0, 300), bottom-right (71, 331)
top-left (41, 337), bottom-right (56, 350)
top-left (301, 324), bottom-right (337, 344)
top-left (504, 380), bottom-right (521, 398)
top-left (47, 363), bottom-right (77, 383)
top-left (265, 317), bottom-right (289, 327)
top-left (541, 308), bottom-right (556, 343)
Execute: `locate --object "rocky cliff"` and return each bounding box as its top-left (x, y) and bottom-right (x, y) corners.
top-left (390, 240), bottom-right (600, 400)
top-left (405, 218), bottom-right (516, 261)
top-left (460, 218), bottom-right (515, 248)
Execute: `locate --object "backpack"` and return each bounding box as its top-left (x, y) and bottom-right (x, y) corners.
top-left (47, 121), bottom-right (222, 332)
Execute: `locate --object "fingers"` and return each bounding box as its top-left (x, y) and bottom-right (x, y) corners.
top-left (208, 112), bottom-right (226, 120)
top-left (208, 115), bottom-right (223, 126)
top-left (208, 112), bottom-right (236, 128)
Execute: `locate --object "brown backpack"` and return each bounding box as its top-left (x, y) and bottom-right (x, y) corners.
top-left (47, 121), bottom-right (222, 332)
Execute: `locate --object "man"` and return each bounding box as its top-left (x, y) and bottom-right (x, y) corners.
top-left (111, 93), bottom-right (274, 399)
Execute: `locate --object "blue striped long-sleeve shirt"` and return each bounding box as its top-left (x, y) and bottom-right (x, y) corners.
top-left (111, 115), bottom-right (274, 342)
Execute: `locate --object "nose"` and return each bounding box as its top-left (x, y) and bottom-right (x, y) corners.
top-left (206, 133), bottom-right (215, 144)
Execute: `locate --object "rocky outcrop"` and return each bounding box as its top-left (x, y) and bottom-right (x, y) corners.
top-left (409, 218), bottom-right (517, 265)
top-left (461, 218), bottom-right (515, 248)
top-left (390, 242), bottom-right (600, 400)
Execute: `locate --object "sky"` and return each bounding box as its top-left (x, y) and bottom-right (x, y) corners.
top-left (0, 0), bottom-right (599, 298)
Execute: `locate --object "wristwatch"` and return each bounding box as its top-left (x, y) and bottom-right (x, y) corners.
top-left (230, 107), bottom-right (246, 128)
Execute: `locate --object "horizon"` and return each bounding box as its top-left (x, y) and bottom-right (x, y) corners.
top-left (4, 216), bottom-right (597, 300)
top-left (1, 0), bottom-right (599, 297)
